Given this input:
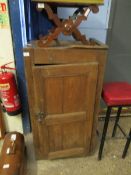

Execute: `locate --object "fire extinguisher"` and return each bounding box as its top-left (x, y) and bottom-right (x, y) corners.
top-left (0, 62), bottom-right (21, 116)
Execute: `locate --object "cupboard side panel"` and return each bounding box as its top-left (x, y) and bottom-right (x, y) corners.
top-left (90, 50), bottom-right (107, 153)
top-left (83, 63), bottom-right (98, 154)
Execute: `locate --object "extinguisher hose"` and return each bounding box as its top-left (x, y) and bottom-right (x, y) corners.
top-left (0, 62), bottom-right (16, 72)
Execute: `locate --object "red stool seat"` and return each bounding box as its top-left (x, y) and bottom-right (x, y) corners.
top-left (102, 82), bottom-right (131, 106)
top-left (98, 82), bottom-right (131, 160)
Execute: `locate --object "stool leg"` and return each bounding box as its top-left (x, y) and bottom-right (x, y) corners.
top-left (98, 106), bottom-right (112, 160)
top-left (112, 106), bottom-right (122, 137)
top-left (122, 129), bottom-right (131, 159)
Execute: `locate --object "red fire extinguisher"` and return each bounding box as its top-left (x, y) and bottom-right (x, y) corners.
top-left (0, 62), bottom-right (21, 116)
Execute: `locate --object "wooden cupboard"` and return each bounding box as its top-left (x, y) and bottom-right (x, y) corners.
top-left (23, 41), bottom-right (107, 159)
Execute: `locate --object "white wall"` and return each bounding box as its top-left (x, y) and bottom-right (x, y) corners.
top-left (58, 0), bottom-right (112, 43)
top-left (0, 0), bottom-right (23, 133)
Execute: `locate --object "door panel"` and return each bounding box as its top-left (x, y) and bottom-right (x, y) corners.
top-left (62, 121), bottom-right (85, 149)
top-left (47, 121), bottom-right (85, 151)
top-left (48, 125), bottom-right (62, 152)
top-left (45, 112), bottom-right (86, 125)
top-left (63, 75), bottom-right (86, 112)
top-left (33, 62), bottom-right (98, 158)
top-left (44, 77), bottom-right (63, 114)
top-left (44, 75), bottom-right (87, 114)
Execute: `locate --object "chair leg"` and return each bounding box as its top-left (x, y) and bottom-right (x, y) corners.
top-left (122, 129), bottom-right (131, 159)
top-left (98, 106), bottom-right (112, 160)
top-left (112, 106), bottom-right (122, 137)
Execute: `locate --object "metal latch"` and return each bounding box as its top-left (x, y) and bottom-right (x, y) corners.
top-left (36, 112), bottom-right (46, 122)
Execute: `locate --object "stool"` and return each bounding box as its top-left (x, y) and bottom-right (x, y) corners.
top-left (98, 82), bottom-right (131, 160)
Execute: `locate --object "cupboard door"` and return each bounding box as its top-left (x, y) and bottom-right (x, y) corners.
top-left (33, 62), bottom-right (98, 159)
